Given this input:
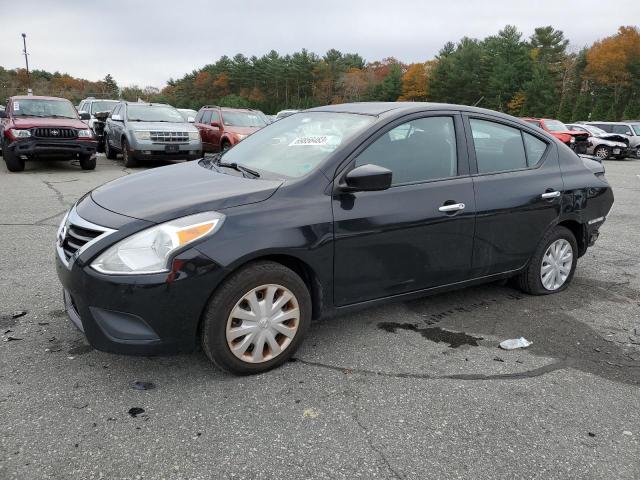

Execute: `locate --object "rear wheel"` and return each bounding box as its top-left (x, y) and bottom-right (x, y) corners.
top-left (516, 226), bottom-right (577, 295)
top-left (104, 137), bottom-right (117, 159)
top-left (594, 145), bottom-right (610, 160)
top-left (121, 138), bottom-right (137, 168)
top-left (79, 154), bottom-right (96, 170)
top-left (2, 141), bottom-right (25, 172)
top-left (201, 261), bottom-right (311, 374)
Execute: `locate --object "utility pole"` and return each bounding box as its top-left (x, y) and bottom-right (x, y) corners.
top-left (21, 33), bottom-right (32, 95)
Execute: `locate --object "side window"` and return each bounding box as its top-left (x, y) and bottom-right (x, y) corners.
top-left (354, 116), bottom-right (458, 185)
top-left (523, 132), bottom-right (548, 166)
top-left (194, 110), bottom-right (203, 123)
top-left (210, 111), bottom-right (220, 124)
top-left (470, 119), bottom-right (527, 174)
top-left (595, 124), bottom-right (612, 133)
top-left (201, 110), bottom-right (213, 124)
top-left (78, 102), bottom-right (85, 112)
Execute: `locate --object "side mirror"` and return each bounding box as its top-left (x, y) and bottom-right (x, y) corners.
top-left (111, 114), bottom-right (123, 122)
top-left (211, 121), bottom-right (220, 128)
top-left (340, 164), bottom-right (392, 192)
top-left (187, 116), bottom-right (195, 123)
top-left (79, 111), bottom-right (90, 121)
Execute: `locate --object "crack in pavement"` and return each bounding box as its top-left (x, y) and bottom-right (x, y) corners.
top-left (42, 180), bottom-right (69, 208)
top-left (293, 358), bottom-right (570, 381)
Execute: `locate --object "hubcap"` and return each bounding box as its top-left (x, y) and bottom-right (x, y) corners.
top-left (595, 147), bottom-right (608, 159)
top-left (226, 284), bottom-right (300, 363)
top-left (540, 239), bottom-right (573, 291)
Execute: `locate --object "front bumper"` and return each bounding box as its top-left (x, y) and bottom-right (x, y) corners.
top-left (55, 205), bottom-right (226, 355)
top-left (131, 149), bottom-right (202, 162)
top-left (8, 138), bottom-right (97, 158)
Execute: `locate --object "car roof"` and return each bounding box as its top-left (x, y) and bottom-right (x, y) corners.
top-left (307, 102), bottom-right (522, 121)
top-left (584, 121), bottom-right (628, 125)
top-left (10, 95), bottom-right (71, 101)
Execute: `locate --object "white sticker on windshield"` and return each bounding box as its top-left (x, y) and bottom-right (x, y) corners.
top-left (289, 136), bottom-right (329, 146)
top-left (13, 102), bottom-right (19, 111)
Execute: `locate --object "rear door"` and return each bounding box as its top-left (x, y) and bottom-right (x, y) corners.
top-left (333, 113), bottom-right (476, 306)
top-left (464, 114), bottom-right (562, 276)
top-left (197, 110), bottom-right (213, 152)
top-left (209, 110), bottom-right (222, 151)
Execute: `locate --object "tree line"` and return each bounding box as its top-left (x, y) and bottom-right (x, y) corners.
top-left (1, 25), bottom-right (638, 121)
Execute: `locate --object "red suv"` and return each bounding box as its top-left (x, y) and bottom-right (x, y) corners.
top-left (194, 106), bottom-right (268, 153)
top-left (521, 117), bottom-right (589, 154)
top-left (0, 95), bottom-right (97, 172)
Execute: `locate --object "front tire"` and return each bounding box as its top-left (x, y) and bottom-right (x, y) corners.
top-left (516, 226), bottom-right (578, 295)
top-left (2, 141), bottom-right (25, 172)
top-left (79, 154), bottom-right (96, 170)
top-left (104, 137), bottom-right (117, 159)
top-left (201, 261), bottom-right (311, 375)
top-left (121, 138), bottom-right (138, 168)
top-left (594, 145), bottom-right (610, 160)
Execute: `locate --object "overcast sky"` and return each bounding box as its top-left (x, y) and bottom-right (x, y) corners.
top-left (2, 0), bottom-right (637, 88)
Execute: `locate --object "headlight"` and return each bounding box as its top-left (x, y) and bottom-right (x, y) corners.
top-left (77, 129), bottom-right (93, 138)
top-left (91, 211), bottom-right (225, 274)
top-left (134, 130), bottom-right (151, 141)
top-left (188, 131), bottom-right (200, 141)
top-left (569, 137), bottom-right (576, 143)
top-left (236, 134), bottom-right (248, 141)
top-left (9, 128), bottom-right (31, 138)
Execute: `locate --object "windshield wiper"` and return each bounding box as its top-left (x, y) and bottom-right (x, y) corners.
top-left (211, 155), bottom-right (260, 178)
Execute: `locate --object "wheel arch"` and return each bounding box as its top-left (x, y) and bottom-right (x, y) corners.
top-left (557, 219), bottom-right (587, 257)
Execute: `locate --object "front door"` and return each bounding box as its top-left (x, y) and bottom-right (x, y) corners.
top-left (464, 115), bottom-right (563, 276)
top-left (333, 113), bottom-right (476, 306)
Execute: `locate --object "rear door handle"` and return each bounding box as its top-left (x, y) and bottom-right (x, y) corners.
top-left (541, 191), bottom-right (561, 199)
top-left (439, 203), bottom-right (466, 213)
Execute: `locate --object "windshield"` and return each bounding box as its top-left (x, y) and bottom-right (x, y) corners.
top-left (90, 101), bottom-right (119, 114)
top-left (12, 98), bottom-right (77, 119)
top-left (544, 120), bottom-right (568, 132)
top-left (222, 111), bottom-right (267, 128)
top-left (178, 109), bottom-right (197, 121)
top-left (631, 124), bottom-right (640, 136)
top-left (126, 105), bottom-right (184, 122)
top-left (217, 112), bottom-right (375, 178)
top-left (580, 125), bottom-right (607, 135)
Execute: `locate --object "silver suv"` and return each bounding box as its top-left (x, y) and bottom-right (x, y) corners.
top-left (581, 121), bottom-right (640, 158)
top-left (104, 102), bottom-right (202, 167)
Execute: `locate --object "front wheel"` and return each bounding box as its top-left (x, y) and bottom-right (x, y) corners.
top-left (201, 261), bottom-right (311, 374)
top-left (121, 139), bottom-right (138, 168)
top-left (104, 136), bottom-right (117, 159)
top-left (516, 226), bottom-right (578, 295)
top-left (2, 141), bottom-right (25, 172)
top-left (79, 154), bottom-right (96, 170)
top-left (594, 145), bottom-right (610, 160)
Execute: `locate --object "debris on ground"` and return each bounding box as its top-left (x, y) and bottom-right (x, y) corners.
top-left (4, 336), bottom-right (22, 342)
top-left (499, 337), bottom-right (532, 350)
top-left (303, 408), bottom-right (319, 419)
top-left (131, 381), bottom-right (156, 391)
top-left (128, 407), bottom-right (145, 418)
top-left (493, 357), bottom-right (505, 362)
top-left (588, 432), bottom-right (596, 437)
top-left (12, 311), bottom-right (27, 319)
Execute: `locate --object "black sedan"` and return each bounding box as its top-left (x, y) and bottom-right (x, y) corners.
top-left (55, 102), bottom-right (614, 374)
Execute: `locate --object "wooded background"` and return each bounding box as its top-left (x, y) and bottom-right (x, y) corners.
top-left (1, 25), bottom-right (638, 120)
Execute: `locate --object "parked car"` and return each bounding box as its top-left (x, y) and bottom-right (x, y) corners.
top-left (77, 98), bottom-right (119, 152)
top-left (177, 108), bottom-right (198, 122)
top-left (565, 123), bottom-right (629, 160)
top-left (104, 102), bottom-right (202, 167)
top-left (194, 106), bottom-right (268, 153)
top-left (521, 117), bottom-right (589, 153)
top-left (275, 109), bottom-right (299, 120)
top-left (0, 95), bottom-right (97, 172)
top-left (55, 102), bottom-right (613, 374)
top-left (579, 121), bottom-right (640, 158)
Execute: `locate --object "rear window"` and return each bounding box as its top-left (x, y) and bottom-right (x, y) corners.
top-left (470, 119), bottom-right (527, 173)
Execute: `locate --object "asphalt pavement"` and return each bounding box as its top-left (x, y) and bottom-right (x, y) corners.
top-left (1, 154), bottom-right (638, 479)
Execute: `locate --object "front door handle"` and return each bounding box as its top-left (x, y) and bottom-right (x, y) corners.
top-left (541, 191), bottom-right (561, 199)
top-left (439, 203), bottom-right (466, 213)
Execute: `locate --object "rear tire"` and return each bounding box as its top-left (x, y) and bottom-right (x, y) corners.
top-left (79, 154), bottom-right (96, 170)
top-left (201, 261), bottom-right (311, 375)
top-left (516, 226), bottom-right (578, 295)
top-left (104, 137), bottom-right (117, 159)
top-left (122, 139), bottom-right (138, 168)
top-left (2, 142), bottom-right (25, 172)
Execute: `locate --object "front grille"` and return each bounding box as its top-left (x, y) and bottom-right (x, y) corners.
top-left (60, 223), bottom-right (103, 261)
top-left (150, 131), bottom-right (189, 143)
top-left (33, 128), bottom-right (77, 139)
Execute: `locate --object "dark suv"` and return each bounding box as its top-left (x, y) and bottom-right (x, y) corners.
top-left (0, 95), bottom-right (97, 172)
top-left (195, 106), bottom-right (268, 153)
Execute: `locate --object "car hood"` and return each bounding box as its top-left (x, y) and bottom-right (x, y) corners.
top-left (91, 160), bottom-right (283, 223)
top-left (595, 133), bottom-right (629, 144)
top-left (12, 117), bottom-right (87, 129)
top-left (126, 121), bottom-right (198, 132)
